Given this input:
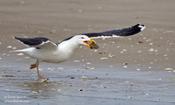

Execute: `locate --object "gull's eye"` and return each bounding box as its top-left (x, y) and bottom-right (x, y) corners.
top-left (81, 37), bottom-right (85, 39)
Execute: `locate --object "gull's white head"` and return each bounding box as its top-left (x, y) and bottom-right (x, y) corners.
top-left (72, 35), bottom-right (99, 49)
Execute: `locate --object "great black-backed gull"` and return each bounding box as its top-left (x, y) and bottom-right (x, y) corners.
top-left (14, 24), bottom-right (145, 82)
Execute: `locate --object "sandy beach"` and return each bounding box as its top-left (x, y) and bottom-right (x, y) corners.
top-left (0, 0), bottom-right (175, 105)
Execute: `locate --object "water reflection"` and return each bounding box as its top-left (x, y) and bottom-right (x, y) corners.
top-left (18, 81), bottom-right (64, 99)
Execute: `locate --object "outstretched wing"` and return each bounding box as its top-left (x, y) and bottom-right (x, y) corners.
top-left (15, 37), bottom-right (57, 49)
top-left (82, 24), bottom-right (145, 39)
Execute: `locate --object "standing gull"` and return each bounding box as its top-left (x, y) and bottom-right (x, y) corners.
top-left (14, 24), bottom-right (145, 82)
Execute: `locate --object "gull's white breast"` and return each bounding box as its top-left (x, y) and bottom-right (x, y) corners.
top-left (17, 47), bottom-right (73, 63)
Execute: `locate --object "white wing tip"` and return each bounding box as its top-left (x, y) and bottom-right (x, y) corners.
top-left (138, 24), bottom-right (146, 31)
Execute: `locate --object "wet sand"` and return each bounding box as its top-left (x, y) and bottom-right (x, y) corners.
top-left (0, 0), bottom-right (175, 105)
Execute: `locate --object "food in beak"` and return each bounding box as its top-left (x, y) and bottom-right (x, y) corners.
top-left (84, 39), bottom-right (99, 49)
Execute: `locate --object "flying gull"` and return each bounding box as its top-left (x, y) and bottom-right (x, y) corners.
top-left (14, 24), bottom-right (145, 82)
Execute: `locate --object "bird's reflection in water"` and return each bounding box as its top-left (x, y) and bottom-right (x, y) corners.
top-left (18, 81), bottom-right (64, 99)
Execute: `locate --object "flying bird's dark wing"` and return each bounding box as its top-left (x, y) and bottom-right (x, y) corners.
top-left (82, 24), bottom-right (145, 39)
top-left (15, 37), bottom-right (57, 49)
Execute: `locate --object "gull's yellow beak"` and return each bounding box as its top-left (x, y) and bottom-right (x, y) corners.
top-left (83, 39), bottom-right (99, 49)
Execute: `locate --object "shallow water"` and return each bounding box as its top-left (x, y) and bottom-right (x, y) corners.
top-left (0, 61), bottom-right (175, 105)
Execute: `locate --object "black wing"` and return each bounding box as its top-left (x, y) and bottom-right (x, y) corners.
top-left (15, 37), bottom-right (49, 46)
top-left (15, 36), bottom-right (57, 49)
top-left (82, 24), bottom-right (145, 39)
